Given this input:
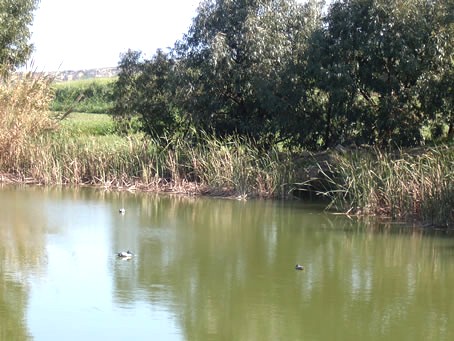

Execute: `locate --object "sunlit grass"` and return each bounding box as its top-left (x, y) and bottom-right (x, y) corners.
top-left (51, 78), bottom-right (115, 114)
top-left (59, 112), bottom-right (115, 136)
top-left (54, 77), bottom-right (116, 87)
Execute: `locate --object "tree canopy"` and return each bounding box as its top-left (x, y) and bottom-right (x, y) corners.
top-left (111, 49), bottom-right (178, 138)
top-left (111, 0), bottom-right (453, 149)
top-left (0, 0), bottom-right (39, 72)
top-left (316, 0), bottom-right (453, 147)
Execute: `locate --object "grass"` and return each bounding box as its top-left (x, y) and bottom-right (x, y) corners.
top-left (16, 129), bottom-right (294, 198)
top-left (51, 78), bottom-right (115, 114)
top-left (59, 112), bottom-right (116, 136)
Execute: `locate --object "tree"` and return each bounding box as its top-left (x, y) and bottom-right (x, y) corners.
top-left (174, 0), bottom-right (322, 146)
top-left (316, 0), bottom-right (453, 147)
top-left (417, 0), bottom-right (454, 141)
top-left (0, 0), bottom-right (39, 72)
top-left (112, 0), bottom-right (452, 149)
top-left (111, 49), bottom-right (178, 139)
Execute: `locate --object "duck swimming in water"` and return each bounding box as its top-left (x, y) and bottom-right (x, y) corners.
top-left (118, 250), bottom-right (133, 258)
top-left (295, 264), bottom-right (304, 270)
top-left (119, 208), bottom-right (126, 214)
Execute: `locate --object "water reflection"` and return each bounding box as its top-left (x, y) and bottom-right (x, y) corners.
top-left (0, 184), bottom-right (49, 340)
top-left (0, 186), bottom-right (454, 340)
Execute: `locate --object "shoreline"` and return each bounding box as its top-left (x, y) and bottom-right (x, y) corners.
top-left (2, 171), bottom-right (453, 231)
top-left (0, 172), bottom-right (247, 199)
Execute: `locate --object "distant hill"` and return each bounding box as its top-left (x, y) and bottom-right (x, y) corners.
top-left (42, 67), bottom-right (119, 82)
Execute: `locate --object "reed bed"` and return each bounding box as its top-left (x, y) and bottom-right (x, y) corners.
top-left (0, 72), bottom-right (56, 172)
top-left (323, 147), bottom-right (454, 227)
top-left (186, 133), bottom-right (295, 198)
top-left (12, 131), bottom-right (294, 198)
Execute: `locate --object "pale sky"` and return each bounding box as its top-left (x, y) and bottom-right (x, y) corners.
top-left (29, 0), bottom-right (201, 71)
top-left (29, 0), bottom-right (311, 72)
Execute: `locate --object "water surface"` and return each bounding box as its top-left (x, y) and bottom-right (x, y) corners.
top-left (0, 185), bottom-right (453, 340)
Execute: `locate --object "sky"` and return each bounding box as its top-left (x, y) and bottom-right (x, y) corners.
top-left (28, 0), bottom-right (312, 72)
top-left (28, 0), bottom-right (201, 71)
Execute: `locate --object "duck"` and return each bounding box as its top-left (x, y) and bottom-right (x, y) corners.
top-left (118, 250), bottom-right (133, 258)
top-left (295, 264), bottom-right (304, 270)
top-left (119, 208), bottom-right (126, 214)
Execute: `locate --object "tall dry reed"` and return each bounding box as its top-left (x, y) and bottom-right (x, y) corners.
top-left (7, 114), bottom-right (294, 199)
top-left (323, 147), bottom-right (454, 227)
top-left (186, 132), bottom-right (294, 198)
top-left (0, 72), bottom-right (56, 173)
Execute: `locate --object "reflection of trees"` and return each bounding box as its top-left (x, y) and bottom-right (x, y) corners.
top-left (291, 221), bottom-right (454, 340)
top-left (110, 195), bottom-right (454, 340)
top-left (0, 185), bottom-right (50, 340)
top-left (0, 276), bottom-right (30, 340)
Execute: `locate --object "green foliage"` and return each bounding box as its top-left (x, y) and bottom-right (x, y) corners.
top-left (417, 0), bottom-right (454, 141)
top-left (174, 0), bottom-right (322, 145)
top-left (312, 0), bottom-right (453, 147)
top-left (110, 0), bottom-right (453, 150)
top-left (0, 0), bottom-right (39, 72)
top-left (110, 49), bottom-right (178, 138)
top-left (51, 78), bottom-right (115, 114)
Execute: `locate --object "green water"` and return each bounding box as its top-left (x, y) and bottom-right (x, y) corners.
top-left (0, 185), bottom-right (453, 340)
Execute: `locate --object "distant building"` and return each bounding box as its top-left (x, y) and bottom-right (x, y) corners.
top-left (20, 67), bottom-right (120, 82)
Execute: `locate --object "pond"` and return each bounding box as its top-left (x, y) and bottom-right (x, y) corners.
top-left (1, 185), bottom-right (453, 340)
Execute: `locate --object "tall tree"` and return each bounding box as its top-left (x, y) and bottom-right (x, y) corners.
top-left (318, 0), bottom-right (452, 147)
top-left (174, 0), bottom-right (321, 145)
top-left (0, 0), bottom-right (39, 72)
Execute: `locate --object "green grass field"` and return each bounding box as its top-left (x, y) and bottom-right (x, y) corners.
top-left (51, 78), bottom-right (115, 114)
top-left (59, 112), bottom-right (116, 136)
top-left (54, 77), bottom-right (116, 87)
